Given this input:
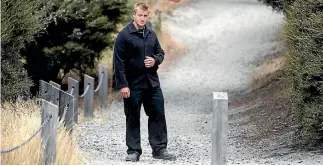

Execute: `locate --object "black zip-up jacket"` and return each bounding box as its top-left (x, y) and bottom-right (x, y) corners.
top-left (113, 21), bottom-right (165, 90)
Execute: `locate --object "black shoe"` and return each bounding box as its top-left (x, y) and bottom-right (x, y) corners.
top-left (125, 152), bottom-right (140, 162)
top-left (153, 149), bottom-right (176, 161)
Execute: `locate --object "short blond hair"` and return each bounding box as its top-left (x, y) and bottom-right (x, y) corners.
top-left (133, 2), bottom-right (150, 14)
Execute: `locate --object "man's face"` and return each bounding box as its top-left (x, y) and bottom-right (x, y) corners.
top-left (133, 8), bottom-right (149, 28)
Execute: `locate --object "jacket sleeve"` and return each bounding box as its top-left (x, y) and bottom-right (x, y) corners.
top-left (153, 35), bottom-right (165, 66)
top-left (113, 32), bottom-right (129, 89)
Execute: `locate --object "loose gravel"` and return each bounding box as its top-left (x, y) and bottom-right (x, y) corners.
top-left (75, 0), bottom-right (323, 164)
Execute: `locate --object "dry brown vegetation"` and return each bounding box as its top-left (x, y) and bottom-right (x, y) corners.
top-left (249, 56), bottom-right (286, 92)
top-left (1, 99), bottom-right (84, 165)
top-left (138, 0), bottom-right (191, 72)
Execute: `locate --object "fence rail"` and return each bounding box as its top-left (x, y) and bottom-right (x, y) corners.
top-left (1, 63), bottom-right (109, 164)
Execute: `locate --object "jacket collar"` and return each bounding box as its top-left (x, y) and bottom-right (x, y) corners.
top-left (128, 20), bottom-right (151, 38)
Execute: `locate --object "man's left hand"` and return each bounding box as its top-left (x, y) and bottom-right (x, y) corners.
top-left (144, 56), bottom-right (155, 68)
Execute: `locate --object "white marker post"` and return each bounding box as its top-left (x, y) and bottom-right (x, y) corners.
top-left (212, 92), bottom-right (228, 165)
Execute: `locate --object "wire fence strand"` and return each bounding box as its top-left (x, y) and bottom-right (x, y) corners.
top-left (79, 84), bottom-right (90, 98)
top-left (1, 96), bottom-right (75, 154)
top-left (94, 73), bottom-right (104, 93)
top-left (57, 105), bottom-right (69, 129)
top-left (70, 87), bottom-right (74, 95)
top-left (2, 81), bottom-right (80, 155)
top-left (57, 97), bottom-right (76, 129)
top-left (39, 98), bottom-right (77, 159)
top-left (1, 115), bottom-right (52, 154)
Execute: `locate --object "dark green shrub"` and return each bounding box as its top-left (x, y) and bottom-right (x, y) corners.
top-left (21, 0), bottom-right (130, 93)
top-left (282, 0), bottom-right (323, 145)
top-left (1, 0), bottom-right (44, 101)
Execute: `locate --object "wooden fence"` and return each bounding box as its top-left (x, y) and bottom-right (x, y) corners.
top-left (39, 68), bottom-right (229, 165)
top-left (1, 62), bottom-right (229, 165)
top-left (39, 63), bottom-right (108, 164)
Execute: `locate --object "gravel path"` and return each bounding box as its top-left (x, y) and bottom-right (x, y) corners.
top-left (75, 0), bottom-right (322, 164)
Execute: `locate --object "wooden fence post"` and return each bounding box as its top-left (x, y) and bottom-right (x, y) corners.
top-left (49, 81), bottom-right (61, 89)
top-left (68, 77), bottom-right (79, 123)
top-left (84, 74), bottom-right (94, 117)
top-left (98, 64), bottom-right (108, 110)
top-left (212, 92), bottom-right (228, 165)
top-left (59, 90), bottom-right (74, 132)
top-left (41, 99), bottom-right (58, 165)
top-left (50, 81), bottom-right (67, 121)
top-left (40, 80), bottom-right (51, 102)
top-left (40, 80), bottom-right (59, 105)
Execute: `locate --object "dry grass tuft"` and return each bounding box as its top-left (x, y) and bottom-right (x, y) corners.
top-left (249, 56), bottom-right (286, 92)
top-left (1, 99), bottom-right (83, 165)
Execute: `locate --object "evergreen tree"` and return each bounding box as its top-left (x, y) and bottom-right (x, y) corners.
top-left (1, 0), bottom-right (44, 101)
top-left (258, 0), bottom-right (295, 11)
top-left (21, 0), bottom-right (130, 93)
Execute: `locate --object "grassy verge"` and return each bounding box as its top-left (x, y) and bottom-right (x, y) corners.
top-left (1, 99), bottom-right (84, 164)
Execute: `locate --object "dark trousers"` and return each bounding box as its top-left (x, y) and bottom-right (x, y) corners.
top-left (123, 86), bottom-right (168, 155)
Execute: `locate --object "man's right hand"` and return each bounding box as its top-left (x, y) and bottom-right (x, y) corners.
top-left (120, 87), bottom-right (130, 98)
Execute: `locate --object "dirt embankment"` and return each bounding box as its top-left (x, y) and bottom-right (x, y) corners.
top-left (148, 0), bottom-right (193, 72)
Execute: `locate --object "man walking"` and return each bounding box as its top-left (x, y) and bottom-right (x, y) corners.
top-left (113, 2), bottom-right (176, 162)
